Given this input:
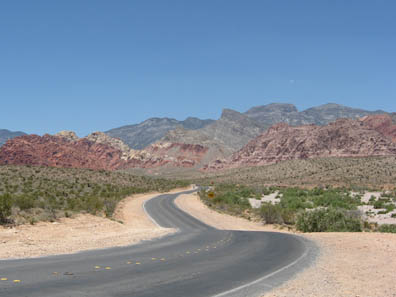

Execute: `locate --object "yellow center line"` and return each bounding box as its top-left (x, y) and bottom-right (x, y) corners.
top-left (94, 266), bottom-right (101, 269)
top-left (1, 278), bottom-right (8, 281)
top-left (105, 267), bottom-right (112, 270)
top-left (136, 262), bottom-right (141, 265)
top-left (13, 280), bottom-right (21, 283)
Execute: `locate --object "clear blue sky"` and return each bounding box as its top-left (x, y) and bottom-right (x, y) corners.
top-left (1, 0), bottom-right (395, 136)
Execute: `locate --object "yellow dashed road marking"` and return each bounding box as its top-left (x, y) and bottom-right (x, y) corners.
top-left (151, 258), bottom-right (157, 260)
top-left (160, 258), bottom-right (166, 261)
top-left (136, 262), bottom-right (141, 265)
top-left (13, 280), bottom-right (21, 283)
top-left (94, 266), bottom-right (101, 269)
top-left (105, 267), bottom-right (112, 270)
top-left (1, 278), bottom-right (8, 281)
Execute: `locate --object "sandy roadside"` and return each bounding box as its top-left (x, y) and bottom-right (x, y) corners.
top-left (175, 193), bottom-right (396, 297)
top-left (0, 186), bottom-right (192, 259)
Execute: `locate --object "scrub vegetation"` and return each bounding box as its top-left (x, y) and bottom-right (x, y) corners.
top-left (0, 165), bottom-right (188, 225)
top-left (192, 156), bottom-right (396, 190)
top-left (198, 183), bottom-right (396, 233)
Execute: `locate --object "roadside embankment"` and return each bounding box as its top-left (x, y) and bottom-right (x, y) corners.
top-left (176, 192), bottom-right (396, 297)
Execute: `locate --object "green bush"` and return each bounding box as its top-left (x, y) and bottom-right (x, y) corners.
top-left (260, 203), bottom-right (283, 224)
top-left (212, 191), bottom-right (250, 207)
top-left (373, 200), bottom-right (385, 209)
top-left (378, 224), bottom-right (396, 233)
top-left (15, 195), bottom-right (35, 210)
top-left (0, 193), bottom-right (12, 223)
top-left (296, 208), bottom-right (362, 232)
top-left (260, 203), bottom-right (297, 225)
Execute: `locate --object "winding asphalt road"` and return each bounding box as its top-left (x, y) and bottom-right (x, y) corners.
top-left (0, 190), bottom-right (315, 297)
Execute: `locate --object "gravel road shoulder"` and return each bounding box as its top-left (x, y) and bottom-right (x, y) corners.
top-left (175, 192), bottom-right (396, 297)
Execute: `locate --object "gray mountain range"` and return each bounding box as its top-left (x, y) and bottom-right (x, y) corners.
top-left (105, 103), bottom-right (384, 153)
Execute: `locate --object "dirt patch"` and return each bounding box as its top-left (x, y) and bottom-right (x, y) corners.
top-left (176, 193), bottom-right (396, 297)
top-left (0, 187), bottom-right (191, 259)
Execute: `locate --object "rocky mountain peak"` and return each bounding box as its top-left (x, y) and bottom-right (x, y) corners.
top-left (55, 131), bottom-right (79, 141)
top-left (220, 108), bottom-right (248, 121)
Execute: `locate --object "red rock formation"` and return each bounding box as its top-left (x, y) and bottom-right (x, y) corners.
top-left (361, 114), bottom-right (396, 142)
top-left (204, 118), bottom-right (396, 170)
top-left (0, 134), bottom-right (124, 170)
top-left (125, 142), bottom-right (209, 169)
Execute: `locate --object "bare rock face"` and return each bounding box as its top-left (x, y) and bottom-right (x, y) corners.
top-left (86, 131), bottom-right (138, 160)
top-left (0, 134), bottom-right (124, 170)
top-left (55, 131), bottom-right (79, 141)
top-left (204, 117), bottom-right (396, 170)
top-left (125, 142), bottom-right (209, 169)
top-left (361, 114), bottom-right (396, 143)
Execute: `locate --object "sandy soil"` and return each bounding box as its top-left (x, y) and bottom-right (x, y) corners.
top-left (176, 193), bottom-right (396, 297)
top-left (0, 187), bottom-right (191, 259)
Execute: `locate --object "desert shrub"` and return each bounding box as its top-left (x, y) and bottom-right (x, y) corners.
top-left (85, 196), bottom-right (104, 215)
top-left (260, 202), bottom-right (297, 225)
top-left (296, 208), bottom-right (362, 232)
top-left (373, 200), bottom-right (385, 209)
top-left (0, 193), bottom-right (12, 224)
top-left (260, 203), bottom-right (283, 224)
top-left (213, 191), bottom-right (250, 207)
top-left (311, 191), bottom-right (361, 209)
top-left (378, 224), bottom-right (396, 233)
top-left (14, 195), bottom-right (35, 210)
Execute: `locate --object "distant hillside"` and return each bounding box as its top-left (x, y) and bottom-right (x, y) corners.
top-left (0, 129), bottom-right (26, 146)
top-left (195, 156), bottom-right (396, 189)
top-left (105, 117), bottom-right (214, 149)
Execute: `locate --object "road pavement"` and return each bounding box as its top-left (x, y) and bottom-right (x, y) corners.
top-left (0, 190), bottom-right (316, 297)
